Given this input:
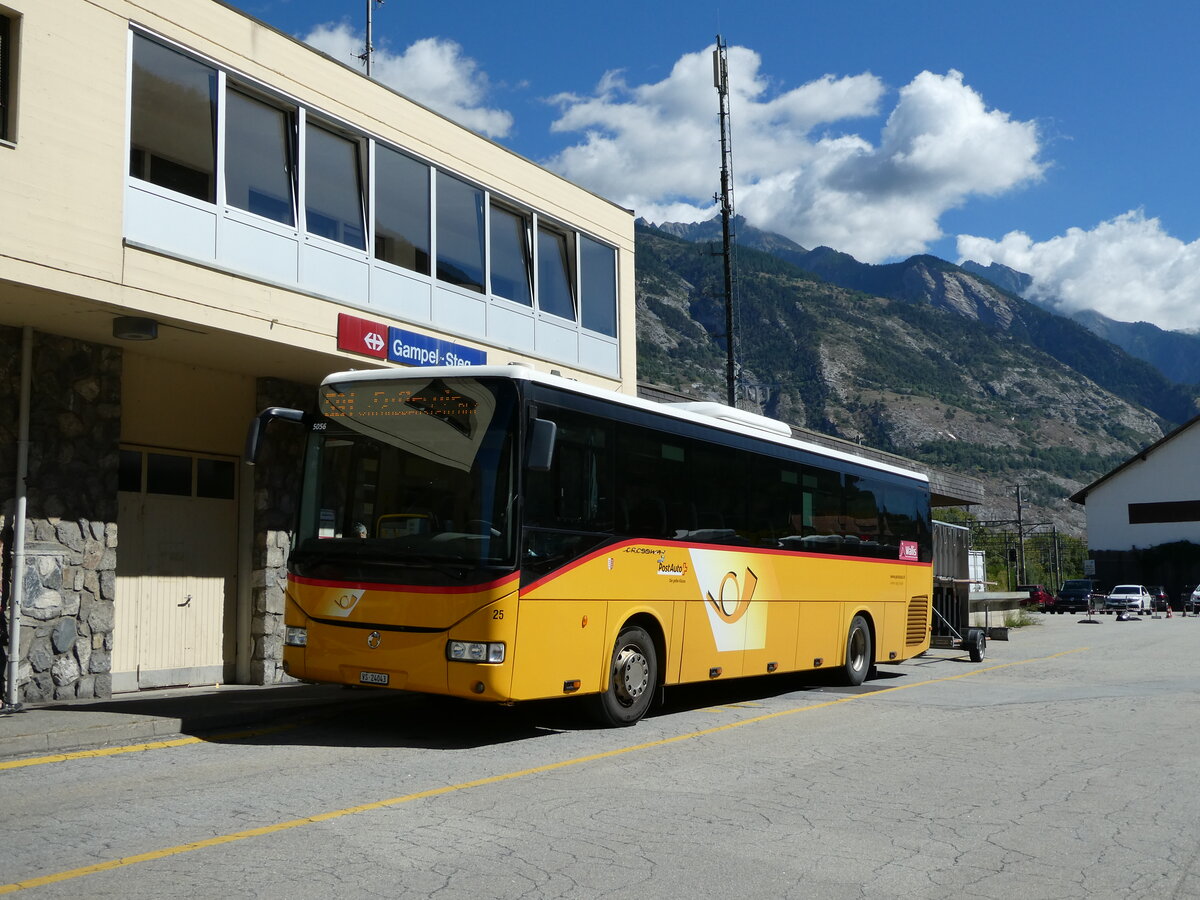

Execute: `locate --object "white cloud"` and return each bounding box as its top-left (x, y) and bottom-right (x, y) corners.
top-left (957, 211), bottom-right (1200, 332)
top-left (302, 23), bottom-right (512, 138)
top-left (545, 47), bottom-right (1045, 263)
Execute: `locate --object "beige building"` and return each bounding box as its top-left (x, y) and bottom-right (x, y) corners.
top-left (0, 0), bottom-right (635, 704)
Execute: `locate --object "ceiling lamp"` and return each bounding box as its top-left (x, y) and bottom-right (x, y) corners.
top-left (112, 316), bottom-right (158, 341)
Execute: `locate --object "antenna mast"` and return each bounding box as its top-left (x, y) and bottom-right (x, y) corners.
top-left (359, 0), bottom-right (384, 76)
top-left (713, 35), bottom-right (737, 408)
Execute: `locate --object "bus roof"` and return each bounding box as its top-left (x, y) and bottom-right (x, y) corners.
top-left (321, 365), bottom-right (930, 485)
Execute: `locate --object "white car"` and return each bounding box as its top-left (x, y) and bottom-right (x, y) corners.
top-left (1105, 584), bottom-right (1152, 614)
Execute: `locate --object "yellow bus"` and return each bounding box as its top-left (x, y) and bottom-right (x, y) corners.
top-left (247, 366), bottom-right (933, 725)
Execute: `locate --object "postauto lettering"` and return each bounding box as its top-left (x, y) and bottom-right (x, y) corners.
top-left (388, 327), bottom-right (486, 368)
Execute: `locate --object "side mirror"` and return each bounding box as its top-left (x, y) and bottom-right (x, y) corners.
top-left (244, 407), bottom-right (309, 465)
top-left (526, 417), bottom-right (557, 472)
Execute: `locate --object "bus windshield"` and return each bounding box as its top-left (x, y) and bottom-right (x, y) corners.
top-left (292, 376), bottom-right (520, 581)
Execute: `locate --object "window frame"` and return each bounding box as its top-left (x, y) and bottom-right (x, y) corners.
top-left (118, 447), bottom-right (238, 500)
top-left (128, 31), bottom-right (218, 202)
top-left (535, 221), bottom-right (577, 321)
top-left (372, 141), bottom-right (432, 275)
top-left (434, 170), bottom-right (487, 294)
top-left (302, 115), bottom-right (367, 250)
top-left (223, 83), bottom-right (298, 227)
top-left (580, 234), bottom-right (618, 337)
top-left (0, 8), bottom-right (20, 145)
top-left (488, 201), bottom-right (533, 306)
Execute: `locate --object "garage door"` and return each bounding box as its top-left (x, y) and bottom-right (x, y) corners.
top-left (113, 448), bottom-right (238, 692)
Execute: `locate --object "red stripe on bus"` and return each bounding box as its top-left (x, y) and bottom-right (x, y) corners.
top-left (520, 538), bottom-right (932, 594)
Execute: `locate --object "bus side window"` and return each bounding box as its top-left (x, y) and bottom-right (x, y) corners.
top-left (525, 412), bottom-right (612, 532)
top-left (844, 475), bottom-right (881, 547)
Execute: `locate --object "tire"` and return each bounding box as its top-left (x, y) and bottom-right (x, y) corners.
top-left (968, 629), bottom-right (986, 663)
top-left (592, 625), bottom-right (657, 727)
top-left (839, 615), bottom-right (872, 686)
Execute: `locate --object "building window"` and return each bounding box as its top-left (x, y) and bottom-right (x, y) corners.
top-left (129, 34), bottom-right (217, 201)
top-left (537, 226), bottom-right (575, 320)
top-left (580, 235), bottom-right (617, 336)
top-left (1128, 500), bottom-right (1200, 525)
top-left (490, 204), bottom-right (532, 306)
top-left (305, 121), bottom-right (365, 249)
top-left (0, 12), bottom-right (13, 143)
top-left (120, 449), bottom-right (236, 500)
top-left (436, 171), bottom-right (485, 293)
top-left (225, 89), bottom-right (296, 226)
top-left (375, 145), bottom-right (430, 274)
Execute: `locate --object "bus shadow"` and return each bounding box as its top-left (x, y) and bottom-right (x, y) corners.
top-left (652, 667), bottom-right (907, 717)
top-left (200, 691), bottom-right (585, 751)
top-left (198, 668), bottom-right (919, 751)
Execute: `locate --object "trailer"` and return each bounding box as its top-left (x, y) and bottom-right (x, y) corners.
top-left (931, 521), bottom-right (988, 662)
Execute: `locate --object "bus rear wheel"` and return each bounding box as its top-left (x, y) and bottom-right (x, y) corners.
top-left (840, 615), bottom-right (872, 686)
top-left (592, 625), bottom-right (657, 727)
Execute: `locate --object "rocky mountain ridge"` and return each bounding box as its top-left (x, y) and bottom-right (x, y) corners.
top-left (960, 260), bottom-right (1200, 386)
top-left (634, 220), bottom-right (1200, 534)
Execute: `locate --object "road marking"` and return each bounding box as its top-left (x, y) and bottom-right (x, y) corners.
top-left (0, 647), bottom-right (1086, 894)
top-left (0, 721), bottom-right (302, 771)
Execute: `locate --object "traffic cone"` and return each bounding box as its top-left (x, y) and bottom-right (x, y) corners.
top-left (1167, 604), bottom-right (1173, 618)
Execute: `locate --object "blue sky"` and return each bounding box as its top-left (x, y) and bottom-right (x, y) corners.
top-left (226, 0), bottom-right (1200, 332)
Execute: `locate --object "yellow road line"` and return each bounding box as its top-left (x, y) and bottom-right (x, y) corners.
top-left (0, 721), bottom-right (302, 771)
top-left (0, 647), bottom-right (1086, 894)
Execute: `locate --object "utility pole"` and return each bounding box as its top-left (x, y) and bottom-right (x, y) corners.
top-left (713, 35), bottom-right (737, 408)
top-left (1015, 484), bottom-right (1027, 586)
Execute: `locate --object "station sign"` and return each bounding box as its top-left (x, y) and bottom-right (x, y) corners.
top-left (336, 313), bottom-right (388, 359)
top-left (387, 326), bottom-right (486, 368)
top-left (336, 313), bottom-right (486, 367)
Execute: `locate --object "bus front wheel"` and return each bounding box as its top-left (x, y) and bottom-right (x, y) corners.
top-left (593, 625), bottom-right (657, 727)
top-left (840, 615), bottom-right (872, 686)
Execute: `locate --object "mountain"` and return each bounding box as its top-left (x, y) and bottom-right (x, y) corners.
top-left (635, 220), bottom-right (1200, 533)
top-left (1070, 311), bottom-right (1200, 385)
top-left (960, 260), bottom-right (1200, 386)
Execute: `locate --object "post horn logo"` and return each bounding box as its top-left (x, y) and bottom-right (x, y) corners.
top-left (706, 568), bottom-right (758, 624)
top-left (367, 631), bottom-right (382, 649)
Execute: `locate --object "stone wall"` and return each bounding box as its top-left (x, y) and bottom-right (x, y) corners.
top-left (0, 328), bottom-right (121, 703)
top-left (249, 377), bottom-right (316, 685)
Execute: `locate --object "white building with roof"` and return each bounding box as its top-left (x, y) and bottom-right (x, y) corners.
top-left (1071, 413), bottom-right (1200, 593)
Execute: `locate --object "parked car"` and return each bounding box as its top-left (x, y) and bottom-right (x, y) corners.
top-left (1052, 579), bottom-right (1102, 614)
top-left (1147, 585), bottom-right (1170, 612)
top-left (1017, 584), bottom-right (1054, 608)
top-left (1187, 585), bottom-right (1200, 615)
top-left (1105, 584), bottom-right (1153, 614)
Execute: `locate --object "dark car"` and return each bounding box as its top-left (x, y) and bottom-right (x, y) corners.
top-left (1017, 584), bottom-right (1053, 608)
top-left (1051, 579), bottom-right (1102, 614)
top-left (1147, 585), bottom-right (1170, 612)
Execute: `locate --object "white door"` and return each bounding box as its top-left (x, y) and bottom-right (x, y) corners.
top-left (114, 449), bottom-right (238, 691)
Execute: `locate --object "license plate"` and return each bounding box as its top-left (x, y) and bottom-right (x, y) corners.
top-left (359, 671), bottom-right (389, 685)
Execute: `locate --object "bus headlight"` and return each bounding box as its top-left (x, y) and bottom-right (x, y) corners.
top-left (446, 640), bottom-right (505, 663)
top-left (285, 626), bottom-right (308, 647)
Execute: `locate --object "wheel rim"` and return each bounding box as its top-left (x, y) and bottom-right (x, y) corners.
top-left (613, 644), bottom-right (649, 707)
top-left (848, 627), bottom-right (867, 672)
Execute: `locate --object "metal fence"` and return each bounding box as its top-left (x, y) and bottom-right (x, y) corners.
top-left (966, 523), bottom-right (1089, 593)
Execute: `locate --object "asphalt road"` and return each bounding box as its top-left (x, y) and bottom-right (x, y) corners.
top-left (2, 612), bottom-right (1198, 899)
